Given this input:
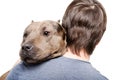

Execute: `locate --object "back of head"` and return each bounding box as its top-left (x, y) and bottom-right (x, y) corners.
top-left (62, 0), bottom-right (107, 55)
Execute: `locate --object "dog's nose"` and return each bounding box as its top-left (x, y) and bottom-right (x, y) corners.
top-left (22, 44), bottom-right (33, 51)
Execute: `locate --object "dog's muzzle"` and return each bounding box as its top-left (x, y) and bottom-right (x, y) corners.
top-left (20, 43), bottom-right (36, 62)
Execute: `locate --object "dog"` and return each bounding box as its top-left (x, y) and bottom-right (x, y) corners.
top-left (20, 20), bottom-right (66, 64)
top-left (0, 20), bottom-right (66, 80)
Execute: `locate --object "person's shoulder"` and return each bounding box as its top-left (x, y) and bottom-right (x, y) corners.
top-left (94, 73), bottom-right (109, 80)
top-left (6, 62), bottom-right (24, 80)
top-left (13, 61), bottom-right (25, 70)
top-left (94, 70), bottom-right (109, 80)
top-left (89, 66), bottom-right (109, 80)
top-left (9, 62), bottom-right (25, 74)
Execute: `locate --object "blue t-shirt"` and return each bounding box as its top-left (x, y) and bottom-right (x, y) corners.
top-left (6, 56), bottom-right (108, 80)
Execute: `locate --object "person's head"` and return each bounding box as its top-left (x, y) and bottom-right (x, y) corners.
top-left (62, 0), bottom-right (107, 55)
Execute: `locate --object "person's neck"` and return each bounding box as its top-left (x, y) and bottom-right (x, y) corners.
top-left (63, 48), bottom-right (90, 61)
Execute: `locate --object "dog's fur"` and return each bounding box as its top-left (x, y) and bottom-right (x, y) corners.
top-left (20, 20), bottom-right (66, 64)
top-left (0, 20), bottom-right (66, 80)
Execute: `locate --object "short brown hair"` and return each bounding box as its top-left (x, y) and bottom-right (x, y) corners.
top-left (62, 0), bottom-right (107, 55)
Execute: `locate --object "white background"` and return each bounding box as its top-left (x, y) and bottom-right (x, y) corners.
top-left (0, 0), bottom-right (119, 80)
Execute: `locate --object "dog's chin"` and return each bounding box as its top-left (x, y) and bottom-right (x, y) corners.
top-left (21, 53), bottom-right (57, 64)
top-left (20, 57), bottom-right (35, 64)
top-left (22, 57), bottom-right (38, 64)
top-left (20, 49), bottom-right (61, 64)
top-left (20, 54), bottom-right (50, 64)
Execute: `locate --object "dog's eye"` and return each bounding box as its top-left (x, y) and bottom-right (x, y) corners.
top-left (43, 31), bottom-right (50, 36)
top-left (23, 33), bottom-right (28, 37)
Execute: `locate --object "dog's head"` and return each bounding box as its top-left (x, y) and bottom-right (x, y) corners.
top-left (20, 20), bottom-right (66, 64)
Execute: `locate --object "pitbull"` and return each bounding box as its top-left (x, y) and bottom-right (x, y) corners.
top-left (0, 20), bottom-right (66, 80)
top-left (20, 20), bottom-right (66, 64)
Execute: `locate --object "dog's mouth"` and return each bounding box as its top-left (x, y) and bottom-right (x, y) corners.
top-left (20, 54), bottom-right (41, 64)
top-left (21, 54), bottom-right (52, 64)
top-left (23, 57), bottom-right (38, 64)
top-left (20, 50), bottom-right (60, 64)
top-left (20, 49), bottom-right (36, 63)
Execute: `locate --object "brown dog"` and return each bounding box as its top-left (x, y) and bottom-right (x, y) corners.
top-left (0, 20), bottom-right (66, 80)
top-left (20, 20), bottom-right (66, 64)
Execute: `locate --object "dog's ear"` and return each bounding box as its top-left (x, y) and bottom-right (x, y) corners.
top-left (31, 20), bottom-right (34, 23)
top-left (57, 20), bottom-right (60, 23)
top-left (61, 25), bottom-right (66, 34)
top-left (57, 20), bottom-right (66, 34)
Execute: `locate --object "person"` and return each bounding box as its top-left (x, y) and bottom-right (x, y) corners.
top-left (6, 0), bottom-right (108, 80)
